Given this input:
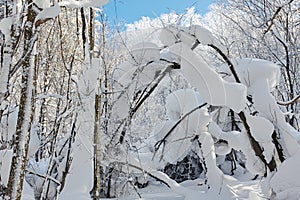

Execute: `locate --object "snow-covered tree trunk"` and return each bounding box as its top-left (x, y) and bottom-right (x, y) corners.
top-left (87, 7), bottom-right (102, 199)
top-left (6, 1), bottom-right (37, 199)
top-left (0, 0), bottom-right (22, 118)
top-left (0, 35), bottom-right (11, 119)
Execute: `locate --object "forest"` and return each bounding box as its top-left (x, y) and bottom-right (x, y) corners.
top-left (0, 0), bottom-right (299, 199)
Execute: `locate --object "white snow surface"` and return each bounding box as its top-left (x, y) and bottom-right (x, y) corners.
top-left (0, 149), bottom-right (12, 186)
top-left (220, 58), bottom-right (281, 94)
top-left (59, 135), bottom-right (93, 199)
top-left (209, 122), bottom-right (266, 175)
top-left (35, 4), bottom-right (61, 23)
top-left (251, 78), bottom-right (300, 157)
top-left (33, 0), bottom-right (51, 9)
top-left (159, 28), bottom-right (177, 46)
top-left (112, 60), bottom-right (166, 119)
top-left (246, 113), bottom-right (275, 163)
top-left (123, 153), bottom-right (266, 200)
top-left (128, 42), bottom-right (161, 65)
top-left (158, 25), bottom-right (225, 51)
top-left (59, 0), bottom-right (109, 8)
top-left (153, 89), bottom-right (209, 163)
top-left (0, 17), bottom-right (13, 40)
top-left (168, 42), bottom-right (247, 113)
top-left (270, 153), bottom-right (300, 200)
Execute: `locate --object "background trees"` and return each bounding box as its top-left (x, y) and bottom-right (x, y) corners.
top-left (205, 0), bottom-right (300, 128)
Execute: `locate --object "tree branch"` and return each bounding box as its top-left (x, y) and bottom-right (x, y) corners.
top-left (277, 94), bottom-right (300, 106)
top-left (154, 103), bottom-right (208, 154)
top-left (208, 43), bottom-right (276, 173)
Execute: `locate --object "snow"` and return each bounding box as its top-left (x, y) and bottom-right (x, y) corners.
top-left (35, 4), bottom-right (61, 23)
top-left (214, 142), bottom-right (231, 156)
top-left (0, 106), bottom-right (18, 142)
top-left (0, 17), bottom-right (13, 42)
top-left (0, 150), bottom-right (13, 186)
top-left (246, 113), bottom-right (275, 163)
top-left (226, 58), bottom-right (281, 94)
top-left (59, 0), bottom-right (109, 8)
top-left (109, 151), bottom-right (267, 200)
top-left (158, 25), bottom-right (225, 51)
top-left (21, 181), bottom-right (35, 200)
top-left (112, 61), bottom-right (134, 81)
top-left (2, 5), bottom-right (300, 200)
top-left (55, 54), bottom-right (98, 200)
top-left (219, 57), bottom-right (300, 158)
top-left (159, 28), bottom-right (177, 46)
top-left (28, 124), bottom-right (40, 157)
top-left (153, 89), bottom-right (209, 164)
top-left (33, 0), bottom-right (51, 9)
top-left (25, 159), bottom-right (58, 199)
top-left (78, 58), bottom-right (100, 97)
top-left (251, 78), bottom-right (300, 157)
top-left (187, 25), bottom-right (224, 49)
top-left (36, 93), bottom-right (66, 99)
top-left (209, 122), bottom-right (266, 175)
top-left (0, 17), bottom-right (13, 41)
top-left (112, 58), bottom-right (166, 119)
top-left (59, 135), bottom-right (93, 200)
top-left (168, 42), bottom-right (247, 113)
top-left (270, 153), bottom-right (300, 200)
top-left (128, 42), bottom-right (161, 65)
top-left (165, 89), bottom-right (204, 122)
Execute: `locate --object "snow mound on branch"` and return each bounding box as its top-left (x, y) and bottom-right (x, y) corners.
top-left (166, 89), bottom-right (204, 122)
top-left (111, 58), bottom-right (166, 119)
top-left (169, 43), bottom-right (247, 113)
top-left (270, 153), bottom-right (300, 200)
top-left (209, 122), bottom-right (266, 175)
top-left (233, 58), bottom-right (280, 94)
top-left (159, 25), bottom-right (225, 51)
top-left (251, 79), bottom-right (300, 157)
top-left (0, 17), bottom-right (13, 40)
top-left (128, 42), bottom-right (160, 65)
top-left (154, 89), bottom-right (209, 163)
top-left (33, 0), bottom-right (51, 9)
top-left (35, 4), bottom-right (61, 23)
top-left (159, 29), bottom-right (177, 46)
top-left (186, 25), bottom-right (218, 46)
top-left (246, 114), bottom-right (275, 163)
top-left (112, 61), bottom-right (133, 81)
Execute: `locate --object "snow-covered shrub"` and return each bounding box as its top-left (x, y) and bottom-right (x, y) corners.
top-left (100, 20), bottom-right (300, 199)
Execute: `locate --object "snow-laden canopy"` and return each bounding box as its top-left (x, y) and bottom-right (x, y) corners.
top-left (168, 42), bottom-right (246, 113)
top-left (219, 58), bottom-right (281, 94)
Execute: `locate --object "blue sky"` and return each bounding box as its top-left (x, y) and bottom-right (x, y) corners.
top-left (103, 0), bottom-right (213, 23)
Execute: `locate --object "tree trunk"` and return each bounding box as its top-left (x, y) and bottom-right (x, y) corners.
top-left (87, 8), bottom-right (102, 199)
top-left (6, 1), bottom-right (37, 199)
top-left (91, 93), bottom-right (102, 199)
